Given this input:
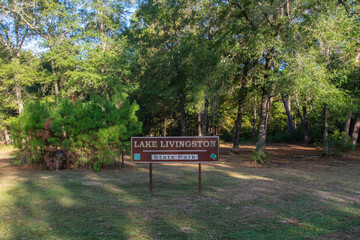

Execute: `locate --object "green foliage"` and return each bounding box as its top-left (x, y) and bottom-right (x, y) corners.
top-left (92, 161), bottom-right (101, 172)
top-left (328, 130), bottom-right (354, 155)
top-left (1, 0), bottom-right (360, 170)
top-left (220, 129), bottom-right (233, 142)
top-left (267, 131), bottom-right (293, 143)
top-left (252, 150), bottom-right (268, 164)
top-left (10, 95), bottom-right (141, 170)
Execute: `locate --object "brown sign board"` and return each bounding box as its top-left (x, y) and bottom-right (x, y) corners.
top-left (131, 136), bottom-right (219, 163)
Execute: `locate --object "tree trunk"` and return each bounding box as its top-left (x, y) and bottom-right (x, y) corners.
top-left (296, 97), bottom-right (309, 144)
top-left (255, 51), bottom-right (273, 162)
top-left (202, 98), bottom-right (209, 136)
top-left (343, 115), bottom-right (351, 143)
top-left (286, 97), bottom-right (292, 134)
top-left (296, 100), bottom-right (304, 133)
top-left (233, 62), bottom-right (250, 149)
top-left (51, 58), bottom-right (59, 96)
top-left (281, 92), bottom-right (295, 136)
top-left (233, 99), bottom-right (244, 150)
top-left (297, 106), bottom-right (304, 129)
top-left (197, 112), bottom-right (202, 136)
top-left (355, 48), bottom-right (360, 65)
top-left (302, 106), bottom-right (309, 144)
top-left (230, 123), bottom-right (236, 135)
top-left (351, 118), bottom-right (360, 146)
top-left (163, 118), bottom-right (167, 137)
top-left (266, 94), bottom-right (274, 124)
top-left (121, 149), bottom-right (125, 168)
top-left (179, 88), bottom-right (187, 136)
top-left (3, 128), bottom-right (10, 145)
top-left (323, 105), bottom-right (329, 155)
top-left (255, 88), bottom-right (269, 160)
top-left (252, 95), bottom-right (257, 138)
top-left (66, 151), bottom-right (70, 169)
top-left (308, 100), bottom-right (313, 140)
top-left (14, 79), bottom-right (24, 114)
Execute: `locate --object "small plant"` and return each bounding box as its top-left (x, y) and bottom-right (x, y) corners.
top-left (252, 150), bottom-right (268, 163)
top-left (93, 161), bottom-right (101, 172)
top-left (12, 159), bottom-right (23, 166)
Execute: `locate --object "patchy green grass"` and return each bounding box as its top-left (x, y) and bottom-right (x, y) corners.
top-left (0, 144), bottom-right (359, 239)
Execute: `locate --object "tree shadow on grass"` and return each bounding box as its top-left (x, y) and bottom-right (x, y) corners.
top-left (3, 170), bottom-right (186, 239)
top-left (203, 166), bottom-right (360, 239)
top-left (1, 160), bottom-right (360, 239)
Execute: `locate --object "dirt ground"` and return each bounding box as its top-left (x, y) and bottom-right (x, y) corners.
top-left (1, 143), bottom-right (359, 171)
top-left (0, 146), bottom-right (20, 171)
top-left (220, 142), bottom-right (360, 168)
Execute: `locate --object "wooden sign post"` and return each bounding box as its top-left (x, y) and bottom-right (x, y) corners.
top-left (131, 136), bottom-right (219, 195)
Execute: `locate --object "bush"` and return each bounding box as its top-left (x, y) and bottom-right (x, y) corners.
top-left (267, 131), bottom-right (293, 143)
top-left (10, 95), bottom-right (142, 170)
top-left (252, 149), bottom-right (268, 163)
top-left (313, 130), bottom-right (354, 155)
top-left (328, 130), bottom-right (354, 155)
top-left (220, 128), bottom-right (233, 142)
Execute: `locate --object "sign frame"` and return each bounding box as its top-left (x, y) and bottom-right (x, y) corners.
top-left (131, 136), bottom-right (220, 164)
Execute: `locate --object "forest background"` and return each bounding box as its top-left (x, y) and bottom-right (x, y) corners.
top-left (0, 0), bottom-right (359, 170)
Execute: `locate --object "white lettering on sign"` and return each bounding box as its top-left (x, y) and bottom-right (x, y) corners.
top-left (135, 140), bottom-right (216, 148)
top-left (151, 154), bottom-right (198, 160)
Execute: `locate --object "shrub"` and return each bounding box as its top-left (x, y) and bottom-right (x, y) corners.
top-left (328, 130), bottom-right (354, 155)
top-left (252, 150), bottom-right (268, 164)
top-left (10, 95), bottom-right (142, 170)
top-left (220, 128), bottom-right (233, 142)
top-left (267, 131), bottom-right (293, 143)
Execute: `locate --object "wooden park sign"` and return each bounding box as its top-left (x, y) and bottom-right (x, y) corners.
top-left (131, 136), bottom-right (219, 195)
top-left (131, 136), bottom-right (219, 163)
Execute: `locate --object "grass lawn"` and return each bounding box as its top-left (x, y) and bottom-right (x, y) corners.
top-left (0, 144), bottom-right (359, 240)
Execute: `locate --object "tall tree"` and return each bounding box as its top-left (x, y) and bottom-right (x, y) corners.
top-left (0, 0), bottom-right (32, 114)
top-left (228, 0), bottom-right (297, 161)
top-left (9, 0), bottom-right (79, 97)
top-left (132, 0), bottom-right (202, 136)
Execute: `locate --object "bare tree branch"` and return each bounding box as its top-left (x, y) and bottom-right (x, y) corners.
top-left (19, 28), bottom-right (29, 50)
top-left (228, 1), bottom-right (255, 28)
top-left (11, 8), bottom-right (49, 40)
top-left (0, 24), bottom-right (13, 56)
top-left (0, 22), bottom-right (11, 45)
top-left (263, 12), bottom-right (274, 27)
top-left (338, 0), bottom-right (350, 14)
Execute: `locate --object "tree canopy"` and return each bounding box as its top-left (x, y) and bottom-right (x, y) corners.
top-left (0, 0), bottom-right (359, 168)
